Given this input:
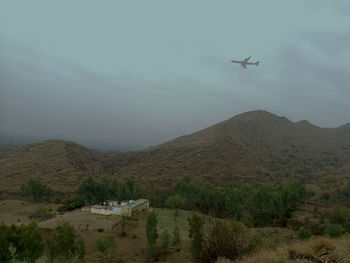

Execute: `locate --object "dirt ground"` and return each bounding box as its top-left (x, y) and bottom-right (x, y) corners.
top-left (0, 199), bottom-right (60, 225)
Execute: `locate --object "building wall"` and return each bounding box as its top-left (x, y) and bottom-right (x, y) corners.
top-left (130, 200), bottom-right (150, 216)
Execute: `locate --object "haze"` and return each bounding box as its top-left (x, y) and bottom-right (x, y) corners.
top-left (1, 0), bottom-right (350, 149)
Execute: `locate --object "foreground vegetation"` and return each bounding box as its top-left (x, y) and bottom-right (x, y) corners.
top-left (10, 176), bottom-right (350, 262)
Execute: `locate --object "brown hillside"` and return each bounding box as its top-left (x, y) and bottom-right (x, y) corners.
top-left (0, 140), bottom-right (131, 192)
top-left (113, 110), bottom-right (350, 187)
top-left (1, 111), bottom-right (350, 192)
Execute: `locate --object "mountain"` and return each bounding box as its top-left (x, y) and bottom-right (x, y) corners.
top-left (1, 110), bottom-right (350, 192)
top-left (112, 110), bottom-right (350, 186)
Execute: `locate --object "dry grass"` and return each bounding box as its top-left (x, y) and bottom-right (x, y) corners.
top-left (221, 237), bottom-right (350, 263)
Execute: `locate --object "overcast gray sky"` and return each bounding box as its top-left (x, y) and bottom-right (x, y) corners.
top-left (1, 0), bottom-right (350, 147)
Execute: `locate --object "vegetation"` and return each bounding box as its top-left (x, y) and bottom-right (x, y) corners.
top-left (166, 194), bottom-right (186, 222)
top-left (78, 177), bottom-right (142, 205)
top-left (56, 222), bottom-right (76, 256)
top-left (21, 179), bottom-right (53, 203)
top-left (298, 227), bottom-right (312, 240)
top-left (146, 212), bottom-right (158, 259)
top-left (75, 238), bottom-right (86, 261)
top-left (28, 208), bottom-right (54, 221)
top-left (176, 178), bottom-right (307, 227)
top-left (161, 229), bottom-right (170, 249)
top-left (172, 225), bottom-right (181, 249)
top-left (188, 214), bottom-right (204, 262)
top-left (57, 198), bottom-right (84, 212)
top-left (96, 236), bottom-right (116, 255)
top-left (0, 222), bottom-right (44, 263)
top-left (324, 224), bottom-right (344, 238)
top-left (203, 219), bottom-right (262, 262)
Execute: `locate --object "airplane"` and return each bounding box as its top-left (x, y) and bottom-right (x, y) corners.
top-left (231, 56), bottom-right (260, 69)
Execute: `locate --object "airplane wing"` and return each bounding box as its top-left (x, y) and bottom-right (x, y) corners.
top-left (243, 56), bottom-right (251, 62)
top-left (240, 64), bottom-right (247, 69)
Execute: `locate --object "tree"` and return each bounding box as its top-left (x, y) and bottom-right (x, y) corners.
top-left (172, 225), bottom-right (181, 250)
top-left (46, 236), bottom-right (60, 263)
top-left (146, 212), bottom-right (158, 259)
top-left (21, 179), bottom-right (53, 203)
top-left (75, 238), bottom-right (85, 262)
top-left (56, 222), bottom-right (76, 256)
top-left (188, 214), bottom-right (204, 262)
top-left (0, 223), bottom-right (15, 262)
top-left (96, 236), bottom-right (115, 255)
top-left (161, 230), bottom-right (170, 250)
top-left (0, 222), bottom-right (45, 263)
top-left (78, 177), bottom-right (99, 205)
top-left (166, 194), bottom-right (186, 222)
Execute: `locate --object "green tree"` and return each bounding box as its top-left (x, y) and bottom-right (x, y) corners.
top-left (15, 222), bottom-right (44, 263)
top-left (146, 212), bottom-right (158, 259)
top-left (96, 236), bottom-right (115, 255)
top-left (0, 223), bottom-right (15, 262)
top-left (46, 236), bottom-right (60, 263)
top-left (78, 177), bottom-right (99, 205)
top-left (172, 225), bottom-right (181, 250)
top-left (56, 222), bottom-right (76, 256)
top-left (166, 194), bottom-right (186, 222)
top-left (161, 230), bottom-right (170, 250)
top-left (21, 179), bottom-right (53, 203)
top-left (75, 238), bottom-right (85, 262)
top-left (188, 214), bottom-right (204, 262)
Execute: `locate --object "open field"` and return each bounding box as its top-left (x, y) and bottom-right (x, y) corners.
top-left (0, 200), bottom-right (196, 262)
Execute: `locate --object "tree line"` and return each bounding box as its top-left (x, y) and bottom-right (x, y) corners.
top-left (165, 177), bottom-right (308, 227)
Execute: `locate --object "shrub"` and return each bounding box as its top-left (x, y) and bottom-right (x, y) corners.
top-left (57, 198), bottom-right (84, 212)
top-left (298, 227), bottom-right (312, 240)
top-left (201, 219), bottom-right (261, 262)
top-left (28, 209), bottom-right (54, 221)
top-left (324, 224), bottom-right (344, 238)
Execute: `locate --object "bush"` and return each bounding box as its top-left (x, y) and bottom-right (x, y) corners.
top-left (298, 227), bottom-right (312, 240)
top-left (324, 224), bottom-right (344, 238)
top-left (57, 198), bottom-right (84, 212)
top-left (28, 209), bottom-right (54, 221)
top-left (201, 219), bottom-right (261, 262)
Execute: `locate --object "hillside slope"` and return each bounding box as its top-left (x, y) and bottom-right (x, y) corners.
top-left (1, 111), bottom-right (350, 192)
top-left (0, 140), bottom-right (131, 192)
top-left (113, 110), bottom-right (350, 186)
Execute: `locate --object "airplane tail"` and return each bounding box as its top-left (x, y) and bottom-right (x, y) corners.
top-left (256, 61), bottom-right (260, 67)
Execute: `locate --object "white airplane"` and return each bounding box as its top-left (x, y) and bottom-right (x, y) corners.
top-left (231, 56), bottom-right (260, 69)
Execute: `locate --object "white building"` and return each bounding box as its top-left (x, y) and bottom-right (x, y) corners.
top-left (82, 199), bottom-right (150, 217)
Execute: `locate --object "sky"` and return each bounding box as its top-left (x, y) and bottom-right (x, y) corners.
top-left (1, 0), bottom-right (350, 148)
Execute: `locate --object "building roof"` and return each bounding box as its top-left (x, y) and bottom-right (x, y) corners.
top-left (123, 199), bottom-right (149, 208)
top-left (91, 199), bottom-right (149, 209)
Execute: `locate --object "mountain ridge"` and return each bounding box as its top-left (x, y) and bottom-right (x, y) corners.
top-left (1, 110), bottom-right (350, 192)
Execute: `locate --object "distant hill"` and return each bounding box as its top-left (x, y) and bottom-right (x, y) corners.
top-left (0, 140), bottom-right (132, 192)
top-left (1, 110), bottom-right (350, 192)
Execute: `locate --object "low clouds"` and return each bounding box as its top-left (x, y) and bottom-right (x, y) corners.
top-left (1, 25), bottom-right (350, 148)
top-left (215, 28), bottom-right (350, 128)
top-left (0, 41), bottom-right (235, 147)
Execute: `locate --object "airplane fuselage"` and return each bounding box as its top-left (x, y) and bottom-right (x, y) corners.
top-left (231, 56), bottom-right (260, 69)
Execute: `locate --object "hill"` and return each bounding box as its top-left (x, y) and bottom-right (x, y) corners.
top-left (112, 110), bottom-right (350, 186)
top-left (1, 110), bottom-right (350, 192)
top-left (0, 140), bottom-right (132, 193)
